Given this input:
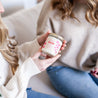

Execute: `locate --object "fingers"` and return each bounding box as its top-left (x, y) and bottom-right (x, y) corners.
top-left (38, 31), bottom-right (50, 45)
top-left (91, 68), bottom-right (98, 78)
top-left (42, 30), bottom-right (50, 39)
top-left (92, 73), bottom-right (98, 78)
top-left (47, 30), bottom-right (51, 34)
top-left (58, 40), bottom-right (67, 53)
top-left (63, 40), bottom-right (67, 44)
top-left (61, 46), bottom-right (65, 50)
top-left (43, 32), bottom-right (49, 38)
top-left (60, 40), bottom-right (67, 51)
top-left (41, 32), bottom-right (50, 42)
top-left (94, 68), bottom-right (98, 78)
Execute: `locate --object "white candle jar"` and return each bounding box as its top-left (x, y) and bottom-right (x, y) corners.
top-left (42, 33), bottom-right (64, 57)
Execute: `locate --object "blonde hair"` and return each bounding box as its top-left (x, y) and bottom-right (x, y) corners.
top-left (0, 16), bottom-right (18, 75)
top-left (52, 0), bottom-right (98, 26)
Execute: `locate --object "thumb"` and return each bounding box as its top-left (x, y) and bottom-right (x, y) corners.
top-left (42, 31), bottom-right (50, 39)
top-left (42, 30), bottom-right (51, 39)
top-left (47, 30), bottom-right (51, 34)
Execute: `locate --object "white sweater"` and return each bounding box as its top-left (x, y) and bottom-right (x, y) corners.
top-left (0, 39), bottom-right (41, 98)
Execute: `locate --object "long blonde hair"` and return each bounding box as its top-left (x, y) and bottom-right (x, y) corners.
top-left (52, 0), bottom-right (98, 26)
top-left (0, 16), bottom-right (18, 75)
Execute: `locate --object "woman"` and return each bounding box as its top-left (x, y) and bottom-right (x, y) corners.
top-left (37, 0), bottom-right (98, 98)
top-left (0, 2), bottom-right (66, 98)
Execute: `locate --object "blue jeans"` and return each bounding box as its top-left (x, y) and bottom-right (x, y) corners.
top-left (47, 66), bottom-right (98, 98)
top-left (26, 88), bottom-right (59, 98)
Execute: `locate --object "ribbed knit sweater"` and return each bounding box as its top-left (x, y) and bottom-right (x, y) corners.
top-left (0, 39), bottom-right (41, 98)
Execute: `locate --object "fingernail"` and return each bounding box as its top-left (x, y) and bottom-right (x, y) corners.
top-left (64, 40), bottom-right (67, 43)
top-left (47, 30), bottom-right (51, 33)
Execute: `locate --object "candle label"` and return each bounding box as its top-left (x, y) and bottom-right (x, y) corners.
top-left (42, 36), bottom-right (62, 56)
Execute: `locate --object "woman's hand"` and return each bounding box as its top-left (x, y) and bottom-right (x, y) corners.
top-left (37, 31), bottom-right (67, 51)
top-left (91, 68), bottom-right (98, 78)
top-left (31, 49), bottom-right (61, 71)
top-left (37, 31), bottom-right (50, 46)
top-left (0, 2), bottom-right (4, 13)
top-left (59, 40), bottom-right (67, 53)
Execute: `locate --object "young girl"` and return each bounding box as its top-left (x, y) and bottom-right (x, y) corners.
top-left (37, 0), bottom-right (98, 97)
top-left (0, 2), bottom-right (65, 98)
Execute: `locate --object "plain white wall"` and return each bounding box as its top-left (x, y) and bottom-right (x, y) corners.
top-left (1, 0), bottom-right (37, 17)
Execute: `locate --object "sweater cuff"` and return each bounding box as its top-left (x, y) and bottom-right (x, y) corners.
top-left (32, 38), bottom-right (41, 51)
top-left (27, 57), bottom-right (41, 75)
top-left (22, 57), bottom-right (41, 79)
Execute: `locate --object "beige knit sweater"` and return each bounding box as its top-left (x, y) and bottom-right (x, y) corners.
top-left (37, 0), bottom-right (98, 71)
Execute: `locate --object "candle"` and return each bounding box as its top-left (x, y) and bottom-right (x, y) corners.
top-left (42, 33), bottom-right (64, 57)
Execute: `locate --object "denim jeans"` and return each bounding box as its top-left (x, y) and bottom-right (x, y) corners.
top-left (47, 66), bottom-right (98, 98)
top-left (26, 88), bottom-right (59, 98)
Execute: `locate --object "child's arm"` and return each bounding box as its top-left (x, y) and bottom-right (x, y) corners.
top-left (0, 57), bottom-right (40, 98)
top-left (17, 38), bottom-right (41, 62)
top-left (17, 32), bottom-right (50, 62)
top-left (0, 49), bottom-right (61, 98)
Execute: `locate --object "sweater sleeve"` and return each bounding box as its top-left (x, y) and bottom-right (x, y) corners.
top-left (17, 38), bottom-right (41, 62)
top-left (0, 57), bottom-right (41, 98)
top-left (37, 0), bottom-right (53, 35)
top-left (81, 27), bottom-right (98, 71)
top-left (82, 52), bottom-right (98, 71)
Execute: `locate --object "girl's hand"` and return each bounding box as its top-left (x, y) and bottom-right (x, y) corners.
top-left (38, 31), bottom-right (67, 51)
top-left (59, 40), bottom-right (67, 53)
top-left (31, 49), bottom-right (61, 71)
top-left (37, 31), bottom-right (50, 46)
top-left (91, 68), bottom-right (98, 78)
top-left (0, 2), bottom-right (4, 13)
